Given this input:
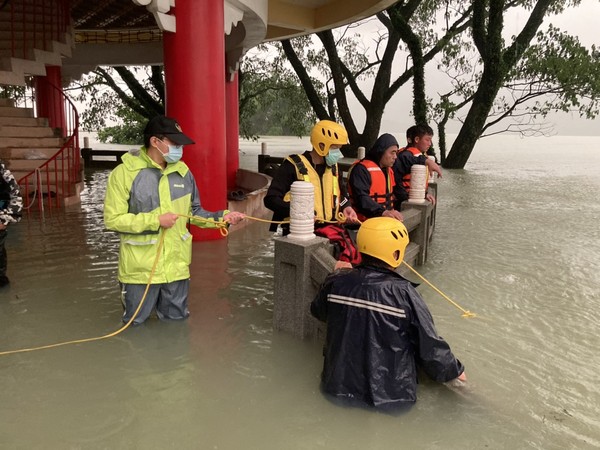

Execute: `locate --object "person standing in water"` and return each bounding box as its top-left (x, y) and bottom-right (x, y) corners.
top-left (311, 217), bottom-right (466, 409)
top-left (104, 116), bottom-right (244, 325)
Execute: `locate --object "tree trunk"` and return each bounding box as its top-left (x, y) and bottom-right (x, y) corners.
top-left (443, 68), bottom-right (502, 168)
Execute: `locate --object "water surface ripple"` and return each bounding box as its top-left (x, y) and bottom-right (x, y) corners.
top-left (0, 136), bottom-right (599, 449)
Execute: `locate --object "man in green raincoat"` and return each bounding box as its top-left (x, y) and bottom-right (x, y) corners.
top-left (104, 116), bottom-right (244, 325)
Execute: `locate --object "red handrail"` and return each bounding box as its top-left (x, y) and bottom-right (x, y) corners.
top-left (17, 84), bottom-right (81, 213)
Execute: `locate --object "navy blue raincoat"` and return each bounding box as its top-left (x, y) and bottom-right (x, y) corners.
top-left (311, 264), bottom-right (464, 408)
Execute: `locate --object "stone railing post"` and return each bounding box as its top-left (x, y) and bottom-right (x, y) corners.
top-left (273, 181), bottom-right (332, 339)
top-left (407, 165), bottom-right (428, 204)
top-left (357, 146), bottom-right (366, 160)
top-left (288, 181), bottom-right (316, 240)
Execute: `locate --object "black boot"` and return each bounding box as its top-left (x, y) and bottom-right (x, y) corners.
top-left (0, 276), bottom-right (9, 287)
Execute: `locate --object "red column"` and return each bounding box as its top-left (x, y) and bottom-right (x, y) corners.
top-left (225, 71), bottom-right (239, 190)
top-left (163, 0), bottom-right (226, 241)
top-left (34, 66), bottom-right (66, 136)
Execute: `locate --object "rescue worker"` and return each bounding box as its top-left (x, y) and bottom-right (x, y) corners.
top-left (311, 217), bottom-right (466, 409)
top-left (393, 123), bottom-right (442, 206)
top-left (0, 160), bottom-right (23, 287)
top-left (104, 116), bottom-right (244, 325)
top-left (263, 119), bottom-right (358, 235)
top-left (347, 133), bottom-right (404, 222)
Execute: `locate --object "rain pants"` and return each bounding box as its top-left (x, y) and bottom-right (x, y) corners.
top-left (311, 264), bottom-right (464, 408)
top-left (104, 148), bottom-right (228, 285)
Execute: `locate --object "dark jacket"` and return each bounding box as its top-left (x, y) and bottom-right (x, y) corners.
top-left (263, 151), bottom-right (350, 232)
top-left (392, 147), bottom-right (427, 207)
top-left (311, 264), bottom-right (464, 408)
top-left (347, 133), bottom-right (398, 218)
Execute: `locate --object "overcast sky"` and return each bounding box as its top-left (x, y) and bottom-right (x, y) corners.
top-left (368, 0), bottom-right (600, 137)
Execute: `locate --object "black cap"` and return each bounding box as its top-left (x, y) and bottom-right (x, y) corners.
top-left (144, 116), bottom-right (195, 145)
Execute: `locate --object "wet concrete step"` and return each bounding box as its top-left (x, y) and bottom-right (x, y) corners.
top-left (2, 136), bottom-right (63, 147)
top-left (0, 147), bottom-right (61, 160)
top-left (0, 105), bottom-right (33, 117)
top-left (0, 116), bottom-right (47, 127)
top-left (0, 125), bottom-right (57, 137)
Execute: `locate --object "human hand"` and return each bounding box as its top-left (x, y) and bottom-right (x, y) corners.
top-left (0, 223), bottom-right (7, 231)
top-left (382, 209), bottom-right (404, 222)
top-left (426, 158), bottom-right (442, 178)
top-left (426, 193), bottom-right (436, 205)
top-left (159, 212), bottom-right (179, 228)
top-left (342, 206), bottom-right (359, 224)
top-left (224, 211), bottom-right (245, 225)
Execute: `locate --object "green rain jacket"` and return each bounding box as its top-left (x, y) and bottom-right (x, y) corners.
top-left (104, 148), bottom-right (228, 284)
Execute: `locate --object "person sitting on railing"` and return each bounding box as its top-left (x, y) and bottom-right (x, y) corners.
top-left (0, 160), bottom-right (23, 288)
top-left (311, 217), bottom-right (466, 410)
top-left (347, 133), bottom-right (404, 222)
top-left (263, 119), bottom-right (360, 266)
top-left (103, 116), bottom-right (245, 325)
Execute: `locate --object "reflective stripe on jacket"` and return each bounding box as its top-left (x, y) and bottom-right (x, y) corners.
top-left (104, 148), bottom-right (227, 284)
top-left (285, 153), bottom-right (340, 222)
top-left (311, 265), bottom-right (464, 407)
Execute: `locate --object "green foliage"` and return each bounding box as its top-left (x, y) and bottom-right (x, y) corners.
top-left (67, 66), bottom-right (164, 142)
top-left (0, 85), bottom-right (27, 102)
top-left (509, 26), bottom-right (600, 120)
top-left (96, 106), bottom-right (146, 145)
top-left (239, 43), bottom-right (317, 138)
top-left (431, 1), bottom-right (600, 150)
top-left (67, 54), bottom-right (314, 142)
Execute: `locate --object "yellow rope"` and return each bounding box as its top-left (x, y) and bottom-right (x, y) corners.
top-left (316, 212), bottom-right (362, 225)
top-left (0, 232), bottom-right (166, 356)
top-left (0, 211), bottom-right (472, 356)
top-left (401, 260), bottom-right (476, 318)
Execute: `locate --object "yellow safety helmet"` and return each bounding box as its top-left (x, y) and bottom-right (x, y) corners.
top-left (310, 120), bottom-right (349, 156)
top-left (357, 217), bottom-right (409, 268)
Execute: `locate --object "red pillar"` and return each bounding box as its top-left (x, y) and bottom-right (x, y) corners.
top-left (34, 66), bottom-right (66, 136)
top-left (163, 0), bottom-right (226, 241)
top-left (225, 71), bottom-right (239, 190)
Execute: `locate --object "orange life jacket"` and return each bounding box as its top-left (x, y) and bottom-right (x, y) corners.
top-left (348, 159), bottom-right (395, 221)
top-left (400, 147), bottom-right (429, 192)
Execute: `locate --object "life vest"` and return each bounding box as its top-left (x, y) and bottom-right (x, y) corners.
top-left (400, 147), bottom-right (429, 192)
top-left (285, 153), bottom-right (340, 222)
top-left (314, 224), bottom-right (362, 265)
top-left (347, 159), bottom-right (395, 221)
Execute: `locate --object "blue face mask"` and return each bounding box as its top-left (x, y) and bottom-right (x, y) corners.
top-left (325, 148), bottom-right (343, 166)
top-left (158, 140), bottom-right (184, 163)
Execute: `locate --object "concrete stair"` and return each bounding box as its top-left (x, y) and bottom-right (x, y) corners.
top-left (0, 98), bottom-right (64, 181)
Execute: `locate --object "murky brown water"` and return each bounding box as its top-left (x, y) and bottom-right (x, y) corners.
top-left (1, 135), bottom-right (599, 449)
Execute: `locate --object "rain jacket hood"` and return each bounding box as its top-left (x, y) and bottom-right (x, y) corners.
top-left (366, 133), bottom-right (399, 166)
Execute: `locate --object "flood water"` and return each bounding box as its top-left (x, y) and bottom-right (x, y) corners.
top-left (1, 135), bottom-right (599, 449)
